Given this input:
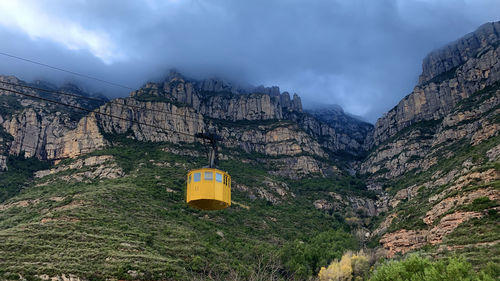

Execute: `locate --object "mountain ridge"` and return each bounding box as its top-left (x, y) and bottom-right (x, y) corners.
top-left (0, 21), bottom-right (498, 281)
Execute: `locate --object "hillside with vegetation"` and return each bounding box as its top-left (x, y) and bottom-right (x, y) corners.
top-left (0, 21), bottom-right (499, 280)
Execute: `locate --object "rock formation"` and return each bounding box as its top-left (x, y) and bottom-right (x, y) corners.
top-left (371, 21), bottom-right (500, 147)
top-left (364, 21), bottom-right (500, 258)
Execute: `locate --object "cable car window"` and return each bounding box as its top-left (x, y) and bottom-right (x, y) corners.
top-left (216, 173), bottom-right (222, 182)
top-left (204, 172), bottom-right (213, 180)
top-left (193, 173), bottom-right (201, 182)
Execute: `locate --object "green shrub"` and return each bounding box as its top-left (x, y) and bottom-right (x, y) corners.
top-left (369, 255), bottom-right (496, 281)
top-left (281, 230), bottom-right (358, 278)
top-left (463, 197), bottom-right (499, 212)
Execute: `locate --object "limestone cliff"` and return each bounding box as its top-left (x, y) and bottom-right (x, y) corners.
top-left (305, 104), bottom-right (374, 153)
top-left (130, 73), bottom-right (303, 120)
top-left (124, 73), bottom-right (368, 156)
top-left (0, 78), bottom-right (107, 161)
top-left (419, 22), bottom-right (500, 85)
top-left (363, 21), bottom-right (500, 178)
top-left (371, 21), bottom-right (500, 147)
top-left (0, 71), bottom-right (372, 180)
top-left (362, 22), bottom-right (500, 259)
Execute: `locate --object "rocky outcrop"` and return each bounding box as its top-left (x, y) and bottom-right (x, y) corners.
top-left (60, 114), bottom-right (108, 158)
top-left (389, 185), bottom-right (420, 208)
top-left (313, 199), bottom-right (334, 210)
top-left (427, 211), bottom-right (483, 245)
top-left (38, 273), bottom-right (85, 281)
top-left (132, 74), bottom-right (303, 121)
top-left (313, 192), bottom-right (378, 217)
top-left (380, 229), bottom-right (428, 258)
top-left (306, 104), bottom-right (373, 150)
top-left (380, 210), bottom-right (486, 257)
top-left (0, 69), bottom-right (373, 163)
top-left (423, 188), bottom-right (499, 225)
top-left (3, 107), bottom-right (73, 159)
top-left (361, 77), bottom-right (500, 178)
top-left (371, 21), bottom-right (500, 147)
top-left (35, 155), bottom-right (123, 181)
top-left (97, 98), bottom-right (204, 143)
top-left (2, 108), bottom-right (107, 160)
top-left (269, 156), bottom-right (323, 179)
top-left (419, 22), bottom-right (500, 85)
top-left (293, 113), bottom-right (369, 156)
top-left (234, 177), bottom-right (293, 204)
top-left (0, 77), bottom-right (107, 161)
top-left (130, 73), bottom-right (369, 156)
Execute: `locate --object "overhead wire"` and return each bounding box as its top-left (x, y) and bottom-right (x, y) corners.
top-left (0, 86), bottom-right (200, 139)
top-left (0, 51), bottom-right (210, 122)
top-left (0, 51), bottom-right (226, 144)
top-left (0, 80), bottom-right (205, 122)
top-left (0, 51), bottom-right (134, 90)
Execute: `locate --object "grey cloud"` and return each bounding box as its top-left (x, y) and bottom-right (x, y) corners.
top-left (0, 0), bottom-right (498, 122)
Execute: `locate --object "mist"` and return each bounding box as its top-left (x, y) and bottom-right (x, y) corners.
top-left (0, 0), bottom-right (498, 122)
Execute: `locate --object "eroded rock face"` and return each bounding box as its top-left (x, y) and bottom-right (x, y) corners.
top-left (312, 192), bottom-right (378, 217)
top-left (0, 80), bottom-right (108, 161)
top-left (129, 73), bottom-right (370, 156)
top-left (380, 210), bottom-right (486, 257)
top-left (419, 22), bottom-right (500, 85)
top-left (361, 39), bottom-right (500, 178)
top-left (35, 155), bottom-right (124, 183)
top-left (371, 22), bottom-right (500, 147)
top-left (0, 71), bottom-right (372, 163)
top-left (306, 104), bottom-right (374, 151)
top-left (269, 156), bottom-right (322, 179)
top-left (2, 110), bottom-right (108, 160)
top-left (424, 188), bottom-right (499, 225)
top-left (376, 165), bottom-right (500, 257)
top-left (367, 23), bottom-right (500, 257)
top-left (131, 74), bottom-right (303, 121)
top-left (380, 229), bottom-right (428, 258)
top-left (427, 211), bottom-right (483, 245)
top-left (234, 177), bottom-right (293, 204)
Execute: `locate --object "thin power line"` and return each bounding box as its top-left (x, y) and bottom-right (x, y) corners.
top-left (0, 51), bottom-right (134, 90)
top-left (0, 86), bottom-right (200, 138)
top-left (0, 80), bottom-right (204, 122)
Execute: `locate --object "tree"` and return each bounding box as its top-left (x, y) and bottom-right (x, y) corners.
top-left (368, 255), bottom-right (496, 281)
top-left (318, 251), bottom-right (370, 281)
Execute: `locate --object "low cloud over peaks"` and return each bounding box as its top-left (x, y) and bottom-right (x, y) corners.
top-left (0, 0), bottom-right (498, 122)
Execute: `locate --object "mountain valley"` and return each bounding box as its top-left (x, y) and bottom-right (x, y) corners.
top-left (0, 21), bottom-right (499, 281)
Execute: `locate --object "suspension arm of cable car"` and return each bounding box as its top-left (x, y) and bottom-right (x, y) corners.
top-left (186, 132), bottom-right (231, 210)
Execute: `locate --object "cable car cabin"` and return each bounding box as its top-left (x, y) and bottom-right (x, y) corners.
top-left (186, 168), bottom-right (231, 210)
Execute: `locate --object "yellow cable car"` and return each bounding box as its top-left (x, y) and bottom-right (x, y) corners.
top-left (186, 168), bottom-right (231, 210)
top-left (186, 132), bottom-right (231, 210)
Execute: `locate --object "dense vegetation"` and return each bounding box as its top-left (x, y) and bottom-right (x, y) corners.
top-left (0, 155), bottom-right (50, 202)
top-left (369, 255), bottom-right (497, 281)
top-left (0, 139), bottom-right (363, 280)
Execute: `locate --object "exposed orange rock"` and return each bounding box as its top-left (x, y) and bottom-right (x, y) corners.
top-left (424, 188), bottom-right (499, 225)
top-left (380, 229), bottom-right (428, 258)
top-left (428, 211), bottom-right (483, 244)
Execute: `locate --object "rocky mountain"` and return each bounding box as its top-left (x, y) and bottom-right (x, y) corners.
top-left (0, 21), bottom-right (499, 281)
top-left (359, 21), bottom-right (500, 265)
top-left (305, 104), bottom-right (374, 152)
top-left (0, 68), bottom-right (373, 172)
top-left (371, 21), bottom-right (500, 147)
top-left (0, 70), bottom-right (378, 280)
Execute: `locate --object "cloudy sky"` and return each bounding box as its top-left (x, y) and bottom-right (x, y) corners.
top-left (0, 0), bottom-right (498, 122)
